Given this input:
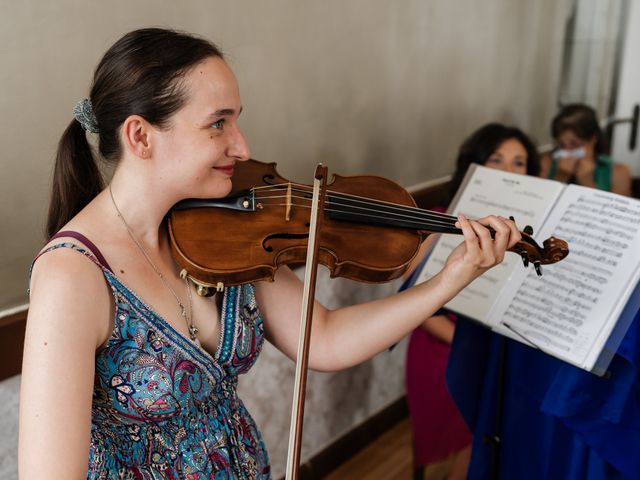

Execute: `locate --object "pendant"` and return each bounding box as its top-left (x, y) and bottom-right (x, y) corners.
top-left (188, 324), bottom-right (199, 340)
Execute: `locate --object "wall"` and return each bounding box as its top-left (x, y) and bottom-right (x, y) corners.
top-left (0, 0), bottom-right (571, 311)
top-left (0, 1), bottom-right (573, 478)
top-left (611, 0), bottom-right (640, 175)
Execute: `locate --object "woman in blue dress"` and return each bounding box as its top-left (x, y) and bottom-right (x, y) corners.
top-left (17, 28), bottom-right (520, 479)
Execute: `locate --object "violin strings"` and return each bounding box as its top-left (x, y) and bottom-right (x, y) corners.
top-left (252, 182), bottom-right (459, 221)
top-left (253, 193), bottom-right (457, 228)
top-left (245, 193), bottom-right (536, 250)
top-left (250, 184), bottom-right (460, 229)
top-left (252, 182), bottom-right (459, 219)
top-left (251, 200), bottom-right (463, 232)
top-left (251, 190), bottom-right (459, 231)
top-left (236, 184), bottom-right (534, 249)
top-left (251, 184), bottom-right (458, 221)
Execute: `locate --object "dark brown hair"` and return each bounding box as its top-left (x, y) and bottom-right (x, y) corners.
top-left (551, 103), bottom-right (604, 154)
top-left (47, 28), bottom-right (223, 237)
top-left (449, 123), bottom-right (540, 201)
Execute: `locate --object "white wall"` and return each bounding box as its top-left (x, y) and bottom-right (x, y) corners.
top-left (612, 0), bottom-right (640, 175)
top-left (0, 0), bottom-right (572, 311)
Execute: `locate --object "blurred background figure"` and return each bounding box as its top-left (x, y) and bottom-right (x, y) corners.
top-left (541, 103), bottom-right (632, 195)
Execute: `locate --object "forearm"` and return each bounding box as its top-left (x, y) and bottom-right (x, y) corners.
top-left (309, 271), bottom-right (458, 371)
top-left (261, 214), bottom-right (519, 372)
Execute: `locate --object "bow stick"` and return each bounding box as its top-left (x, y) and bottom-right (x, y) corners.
top-left (284, 164), bottom-right (328, 479)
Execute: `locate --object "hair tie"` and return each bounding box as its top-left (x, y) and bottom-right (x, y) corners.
top-left (73, 98), bottom-right (99, 134)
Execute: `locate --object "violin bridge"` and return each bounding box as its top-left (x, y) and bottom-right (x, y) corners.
top-left (285, 182), bottom-right (292, 221)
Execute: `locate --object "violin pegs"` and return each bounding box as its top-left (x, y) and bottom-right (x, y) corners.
top-left (520, 251), bottom-right (529, 268)
top-left (524, 225), bottom-right (534, 235)
top-left (534, 261), bottom-right (542, 276)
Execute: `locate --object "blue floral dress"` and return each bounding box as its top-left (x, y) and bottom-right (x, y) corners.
top-left (40, 243), bottom-right (270, 479)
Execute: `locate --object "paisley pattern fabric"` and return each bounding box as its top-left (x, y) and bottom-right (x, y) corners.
top-left (41, 243), bottom-right (270, 479)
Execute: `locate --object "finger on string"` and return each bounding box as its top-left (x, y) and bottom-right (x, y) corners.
top-left (468, 217), bottom-right (495, 257)
top-left (487, 216), bottom-right (512, 257)
top-left (475, 215), bottom-right (516, 253)
top-left (500, 215), bottom-right (522, 248)
top-left (455, 213), bottom-right (481, 257)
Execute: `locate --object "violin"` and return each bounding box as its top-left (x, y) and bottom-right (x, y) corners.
top-left (168, 159), bottom-right (569, 296)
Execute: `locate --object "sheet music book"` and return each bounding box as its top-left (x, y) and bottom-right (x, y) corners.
top-left (414, 164), bottom-right (640, 374)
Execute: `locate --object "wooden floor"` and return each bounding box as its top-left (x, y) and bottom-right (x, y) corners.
top-left (324, 417), bottom-right (414, 479)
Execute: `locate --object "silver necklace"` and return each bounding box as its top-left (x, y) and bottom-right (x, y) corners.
top-left (109, 184), bottom-right (199, 341)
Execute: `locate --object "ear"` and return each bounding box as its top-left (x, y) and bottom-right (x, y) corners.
top-left (121, 115), bottom-right (152, 159)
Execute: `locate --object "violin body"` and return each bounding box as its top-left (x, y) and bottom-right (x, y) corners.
top-left (169, 160), bottom-right (426, 292)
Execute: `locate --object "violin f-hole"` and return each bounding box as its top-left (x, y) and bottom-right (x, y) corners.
top-left (263, 232), bottom-right (310, 252)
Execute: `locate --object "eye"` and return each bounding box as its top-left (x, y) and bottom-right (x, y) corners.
top-left (211, 119), bottom-right (225, 130)
top-left (486, 156), bottom-right (502, 165)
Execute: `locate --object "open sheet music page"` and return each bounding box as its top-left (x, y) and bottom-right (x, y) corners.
top-left (490, 185), bottom-right (640, 371)
top-left (414, 165), bottom-right (565, 326)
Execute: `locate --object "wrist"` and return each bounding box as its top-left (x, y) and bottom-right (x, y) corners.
top-left (431, 269), bottom-right (467, 305)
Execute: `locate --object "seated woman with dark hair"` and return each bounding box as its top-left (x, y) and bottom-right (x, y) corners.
top-left (541, 103), bottom-right (632, 196)
top-left (403, 123), bottom-right (540, 480)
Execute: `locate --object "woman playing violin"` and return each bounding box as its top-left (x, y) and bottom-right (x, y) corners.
top-left (18, 28), bottom-right (519, 479)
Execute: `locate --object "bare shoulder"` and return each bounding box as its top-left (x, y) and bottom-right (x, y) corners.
top-left (611, 163), bottom-right (632, 196)
top-left (28, 244), bottom-right (113, 349)
top-left (20, 245), bottom-right (107, 477)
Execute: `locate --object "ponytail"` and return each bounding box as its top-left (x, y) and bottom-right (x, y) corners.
top-left (46, 119), bottom-right (104, 237)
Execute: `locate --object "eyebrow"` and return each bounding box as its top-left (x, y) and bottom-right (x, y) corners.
top-left (207, 106), bottom-right (243, 118)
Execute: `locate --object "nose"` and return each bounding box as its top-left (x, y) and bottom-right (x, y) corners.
top-left (229, 125), bottom-right (251, 162)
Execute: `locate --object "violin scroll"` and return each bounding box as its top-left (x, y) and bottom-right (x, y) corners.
top-left (511, 233), bottom-right (569, 276)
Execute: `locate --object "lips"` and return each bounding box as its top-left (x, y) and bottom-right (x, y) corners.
top-left (214, 164), bottom-right (235, 176)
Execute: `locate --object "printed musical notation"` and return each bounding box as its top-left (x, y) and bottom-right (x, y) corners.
top-left (418, 166), bottom-right (640, 371)
top-left (499, 190), bottom-right (640, 363)
top-left (466, 195), bottom-right (537, 220)
top-left (416, 165), bottom-right (564, 322)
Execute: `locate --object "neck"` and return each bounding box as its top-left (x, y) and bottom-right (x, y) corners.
top-left (107, 165), bottom-right (178, 249)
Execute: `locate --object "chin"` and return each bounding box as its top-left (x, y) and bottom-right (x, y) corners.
top-left (201, 180), bottom-right (233, 199)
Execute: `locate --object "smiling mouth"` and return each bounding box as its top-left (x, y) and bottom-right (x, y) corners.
top-left (214, 164), bottom-right (235, 176)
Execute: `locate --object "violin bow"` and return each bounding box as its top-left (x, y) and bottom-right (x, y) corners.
top-left (284, 164), bottom-right (329, 479)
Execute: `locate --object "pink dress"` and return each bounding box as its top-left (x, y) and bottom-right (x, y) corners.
top-left (403, 207), bottom-right (471, 466)
top-left (405, 313), bottom-right (472, 466)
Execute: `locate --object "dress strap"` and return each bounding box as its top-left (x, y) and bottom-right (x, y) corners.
top-left (39, 230), bottom-right (113, 272)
